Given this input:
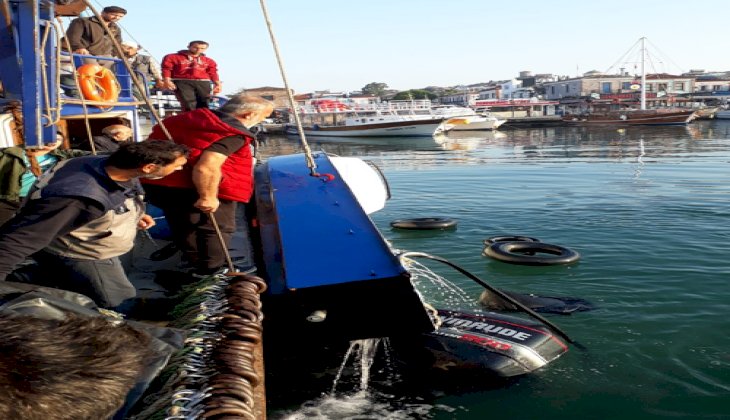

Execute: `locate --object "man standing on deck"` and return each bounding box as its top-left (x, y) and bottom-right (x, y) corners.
top-left (0, 141), bottom-right (189, 311)
top-left (160, 41), bottom-right (222, 111)
top-left (121, 41), bottom-right (163, 100)
top-left (66, 6), bottom-right (127, 68)
top-left (143, 94), bottom-right (273, 277)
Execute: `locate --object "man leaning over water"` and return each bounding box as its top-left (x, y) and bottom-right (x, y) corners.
top-left (0, 141), bottom-right (189, 311)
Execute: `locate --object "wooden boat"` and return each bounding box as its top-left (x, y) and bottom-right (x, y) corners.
top-left (562, 109), bottom-right (697, 126)
top-left (563, 38), bottom-right (697, 127)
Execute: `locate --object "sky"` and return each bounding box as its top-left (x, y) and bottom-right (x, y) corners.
top-left (82, 0), bottom-right (728, 95)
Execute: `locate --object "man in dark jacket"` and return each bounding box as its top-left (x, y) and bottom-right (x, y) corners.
top-left (121, 41), bottom-right (162, 100)
top-left (65, 5), bottom-right (126, 68)
top-left (74, 124), bottom-right (133, 154)
top-left (160, 40), bottom-right (222, 111)
top-left (0, 141), bottom-right (189, 310)
top-left (143, 94), bottom-right (273, 276)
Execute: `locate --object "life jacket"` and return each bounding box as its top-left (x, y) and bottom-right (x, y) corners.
top-left (143, 108), bottom-right (254, 202)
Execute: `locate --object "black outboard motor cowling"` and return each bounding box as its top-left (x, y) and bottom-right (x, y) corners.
top-left (391, 309), bottom-right (569, 378)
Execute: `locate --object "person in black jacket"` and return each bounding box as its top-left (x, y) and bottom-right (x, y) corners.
top-left (65, 6), bottom-right (127, 68)
top-left (0, 141), bottom-right (189, 311)
top-left (74, 124), bottom-right (133, 154)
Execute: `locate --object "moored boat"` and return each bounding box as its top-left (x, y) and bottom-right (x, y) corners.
top-left (286, 100), bottom-right (445, 137)
top-left (715, 109), bottom-right (730, 119)
top-left (562, 109), bottom-right (697, 126)
top-left (430, 106), bottom-right (506, 131)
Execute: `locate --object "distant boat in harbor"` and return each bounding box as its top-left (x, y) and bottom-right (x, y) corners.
top-left (562, 109), bottom-right (697, 126)
top-left (286, 99), bottom-right (445, 137)
top-left (431, 105), bottom-right (505, 131)
top-left (714, 109), bottom-right (730, 119)
top-left (561, 38), bottom-right (699, 127)
top-left (473, 99), bottom-right (564, 128)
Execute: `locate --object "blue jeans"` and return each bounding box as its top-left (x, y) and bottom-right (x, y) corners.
top-left (25, 251), bottom-right (137, 310)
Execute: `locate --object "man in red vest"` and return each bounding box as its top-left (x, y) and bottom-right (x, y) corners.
top-left (143, 94), bottom-right (273, 276)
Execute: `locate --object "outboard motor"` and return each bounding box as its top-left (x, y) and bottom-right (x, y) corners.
top-left (391, 309), bottom-right (569, 377)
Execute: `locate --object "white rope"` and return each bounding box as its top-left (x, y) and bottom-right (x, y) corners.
top-left (81, 0), bottom-right (172, 140)
top-left (55, 17), bottom-right (97, 155)
top-left (258, 0), bottom-right (318, 174)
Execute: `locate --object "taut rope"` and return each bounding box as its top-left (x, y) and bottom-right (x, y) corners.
top-left (258, 0), bottom-right (318, 175)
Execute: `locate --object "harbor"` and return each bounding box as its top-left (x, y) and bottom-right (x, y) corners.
top-left (0, 1), bottom-right (729, 419)
top-left (257, 120), bottom-right (730, 419)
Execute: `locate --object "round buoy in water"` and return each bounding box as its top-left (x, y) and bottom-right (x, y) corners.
top-left (484, 241), bottom-right (580, 266)
top-left (483, 235), bottom-right (540, 246)
top-left (390, 217), bottom-right (457, 230)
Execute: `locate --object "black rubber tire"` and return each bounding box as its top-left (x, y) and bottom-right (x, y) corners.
top-left (483, 235), bottom-right (540, 246)
top-left (484, 241), bottom-right (580, 266)
top-left (390, 217), bottom-right (457, 230)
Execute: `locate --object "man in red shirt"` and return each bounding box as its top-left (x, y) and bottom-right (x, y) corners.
top-left (160, 40), bottom-right (222, 111)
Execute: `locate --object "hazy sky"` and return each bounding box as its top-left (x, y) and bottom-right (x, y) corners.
top-left (84, 0), bottom-right (727, 95)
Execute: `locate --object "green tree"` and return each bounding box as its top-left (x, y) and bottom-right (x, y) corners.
top-left (391, 89), bottom-right (438, 101)
top-left (361, 82), bottom-right (389, 97)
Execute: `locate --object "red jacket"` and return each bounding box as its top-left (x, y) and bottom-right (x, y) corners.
top-left (143, 109), bottom-right (254, 202)
top-left (161, 50), bottom-right (219, 82)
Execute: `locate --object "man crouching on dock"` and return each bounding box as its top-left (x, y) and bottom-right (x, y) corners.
top-left (0, 141), bottom-right (189, 311)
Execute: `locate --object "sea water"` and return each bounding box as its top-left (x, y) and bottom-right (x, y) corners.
top-left (260, 120), bottom-right (730, 419)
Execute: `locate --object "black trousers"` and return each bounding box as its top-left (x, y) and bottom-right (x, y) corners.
top-left (144, 185), bottom-right (237, 273)
top-left (173, 79), bottom-right (212, 111)
top-left (0, 199), bottom-right (21, 227)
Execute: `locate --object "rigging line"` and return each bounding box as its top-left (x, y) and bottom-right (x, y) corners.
top-left (81, 0), bottom-right (172, 140)
top-left (39, 20), bottom-right (66, 128)
top-left (645, 38), bottom-right (685, 75)
top-left (258, 0), bottom-right (318, 174)
top-left (604, 37), bottom-right (642, 75)
top-left (396, 251), bottom-right (581, 347)
top-left (57, 18), bottom-right (96, 155)
top-left (88, 0), bottom-right (164, 70)
top-left (50, 20), bottom-right (64, 125)
top-left (39, 21), bottom-right (54, 127)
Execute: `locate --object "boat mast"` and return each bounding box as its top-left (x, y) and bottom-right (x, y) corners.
top-left (640, 37), bottom-right (646, 110)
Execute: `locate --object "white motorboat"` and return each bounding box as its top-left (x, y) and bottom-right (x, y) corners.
top-left (287, 99), bottom-right (445, 137)
top-left (431, 105), bottom-right (505, 131)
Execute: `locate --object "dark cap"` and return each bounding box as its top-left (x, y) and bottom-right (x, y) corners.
top-left (102, 6), bottom-right (127, 14)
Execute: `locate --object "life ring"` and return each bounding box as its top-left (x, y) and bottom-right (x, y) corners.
top-left (483, 235), bottom-right (540, 246)
top-left (76, 64), bottom-right (121, 102)
top-left (484, 241), bottom-right (580, 266)
top-left (390, 217), bottom-right (457, 230)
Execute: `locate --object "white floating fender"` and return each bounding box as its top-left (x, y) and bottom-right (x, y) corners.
top-left (330, 157), bottom-right (389, 214)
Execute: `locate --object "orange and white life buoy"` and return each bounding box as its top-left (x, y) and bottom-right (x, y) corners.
top-left (76, 64), bottom-right (121, 102)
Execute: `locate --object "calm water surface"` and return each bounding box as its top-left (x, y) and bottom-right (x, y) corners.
top-left (259, 121), bottom-right (730, 419)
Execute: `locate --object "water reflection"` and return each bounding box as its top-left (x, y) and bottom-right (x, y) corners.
top-left (256, 120), bottom-right (730, 170)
